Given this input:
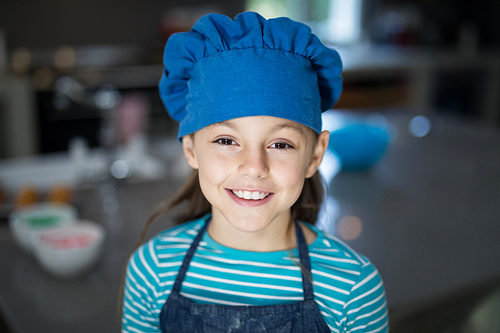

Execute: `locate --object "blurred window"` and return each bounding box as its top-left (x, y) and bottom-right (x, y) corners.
top-left (246, 0), bottom-right (363, 44)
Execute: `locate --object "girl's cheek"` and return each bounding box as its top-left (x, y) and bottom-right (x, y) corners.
top-left (198, 154), bottom-right (231, 175)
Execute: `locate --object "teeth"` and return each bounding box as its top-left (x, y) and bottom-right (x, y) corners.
top-left (232, 190), bottom-right (270, 200)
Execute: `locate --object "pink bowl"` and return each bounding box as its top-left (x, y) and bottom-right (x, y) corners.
top-left (33, 221), bottom-right (105, 279)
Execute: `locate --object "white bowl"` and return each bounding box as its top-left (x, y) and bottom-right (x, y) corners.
top-left (9, 202), bottom-right (78, 252)
top-left (33, 220), bottom-right (105, 280)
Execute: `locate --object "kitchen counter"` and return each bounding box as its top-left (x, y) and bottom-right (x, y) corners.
top-left (0, 109), bottom-right (500, 332)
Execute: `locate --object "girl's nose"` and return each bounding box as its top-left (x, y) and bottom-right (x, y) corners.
top-left (238, 147), bottom-right (269, 178)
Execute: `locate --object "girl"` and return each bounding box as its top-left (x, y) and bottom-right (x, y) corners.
top-left (121, 12), bottom-right (388, 333)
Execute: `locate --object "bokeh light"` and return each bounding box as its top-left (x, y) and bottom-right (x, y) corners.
top-left (55, 76), bottom-right (73, 94)
top-left (94, 88), bottom-right (121, 109)
top-left (11, 47), bottom-right (31, 75)
top-left (33, 67), bottom-right (54, 89)
top-left (110, 160), bottom-right (133, 179)
top-left (409, 115), bottom-right (431, 137)
top-left (54, 45), bottom-right (76, 71)
top-left (337, 215), bottom-right (363, 241)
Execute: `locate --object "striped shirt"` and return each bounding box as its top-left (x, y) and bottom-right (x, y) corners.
top-left (122, 216), bottom-right (388, 333)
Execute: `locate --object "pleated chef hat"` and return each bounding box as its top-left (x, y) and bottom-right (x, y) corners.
top-left (159, 12), bottom-right (343, 140)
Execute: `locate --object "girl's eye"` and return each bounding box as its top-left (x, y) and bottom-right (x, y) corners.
top-left (270, 142), bottom-right (293, 149)
top-left (215, 138), bottom-right (236, 145)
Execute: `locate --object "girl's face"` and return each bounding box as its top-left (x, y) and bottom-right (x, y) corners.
top-left (183, 116), bottom-right (329, 234)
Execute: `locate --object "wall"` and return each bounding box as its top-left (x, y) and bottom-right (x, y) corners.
top-left (0, 0), bottom-right (245, 49)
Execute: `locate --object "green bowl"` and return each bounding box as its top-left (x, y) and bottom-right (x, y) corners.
top-left (9, 202), bottom-right (78, 252)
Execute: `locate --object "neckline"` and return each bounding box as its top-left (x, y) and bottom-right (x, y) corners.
top-left (200, 220), bottom-right (322, 259)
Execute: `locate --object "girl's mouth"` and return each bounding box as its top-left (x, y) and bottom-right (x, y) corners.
top-left (230, 190), bottom-right (271, 200)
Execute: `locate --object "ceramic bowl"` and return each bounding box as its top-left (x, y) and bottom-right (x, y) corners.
top-left (9, 202), bottom-right (78, 252)
top-left (328, 124), bottom-right (389, 171)
top-left (33, 220), bottom-right (105, 279)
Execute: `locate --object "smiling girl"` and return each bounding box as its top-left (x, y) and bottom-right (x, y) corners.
top-left (121, 12), bottom-right (388, 333)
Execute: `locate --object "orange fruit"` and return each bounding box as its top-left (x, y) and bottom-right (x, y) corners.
top-left (15, 185), bottom-right (39, 207)
top-left (48, 184), bottom-right (73, 204)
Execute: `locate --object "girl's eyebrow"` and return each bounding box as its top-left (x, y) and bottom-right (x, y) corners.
top-left (268, 123), bottom-right (305, 138)
top-left (207, 120), bottom-right (306, 138)
top-left (206, 120), bottom-right (239, 131)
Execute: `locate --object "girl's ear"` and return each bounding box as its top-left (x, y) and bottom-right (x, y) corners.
top-left (305, 130), bottom-right (330, 178)
top-left (182, 135), bottom-right (199, 169)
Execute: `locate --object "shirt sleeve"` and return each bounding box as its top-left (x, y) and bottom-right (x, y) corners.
top-left (343, 261), bottom-right (389, 333)
top-left (121, 243), bottom-right (162, 333)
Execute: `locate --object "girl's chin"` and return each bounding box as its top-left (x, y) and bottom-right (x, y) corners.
top-left (225, 218), bottom-right (271, 234)
top-left (210, 207), bottom-right (292, 234)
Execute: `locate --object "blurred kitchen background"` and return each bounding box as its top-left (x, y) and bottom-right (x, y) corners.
top-left (0, 0), bottom-right (499, 332)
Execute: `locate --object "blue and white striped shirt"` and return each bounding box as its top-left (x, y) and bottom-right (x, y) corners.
top-left (122, 216), bottom-right (388, 333)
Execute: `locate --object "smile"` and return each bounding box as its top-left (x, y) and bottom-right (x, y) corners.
top-left (230, 190), bottom-right (271, 200)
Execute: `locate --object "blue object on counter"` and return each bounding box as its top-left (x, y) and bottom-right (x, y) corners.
top-left (328, 124), bottom-right (389, 171)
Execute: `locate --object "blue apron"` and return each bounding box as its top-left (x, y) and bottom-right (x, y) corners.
top-left (160, 219), bottom-right (330, 332)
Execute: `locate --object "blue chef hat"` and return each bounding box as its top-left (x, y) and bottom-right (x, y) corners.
top-left (159, 11), bottom-right (343, 140)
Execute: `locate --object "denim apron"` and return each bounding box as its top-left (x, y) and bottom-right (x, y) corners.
top-left (159, 218), bottom-right (330, 332)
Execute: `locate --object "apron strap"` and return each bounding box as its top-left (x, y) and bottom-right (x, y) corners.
top-left (295, 220), bottom-right (314, 301)
top-left (172, 218), bottom-right (210, 292)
